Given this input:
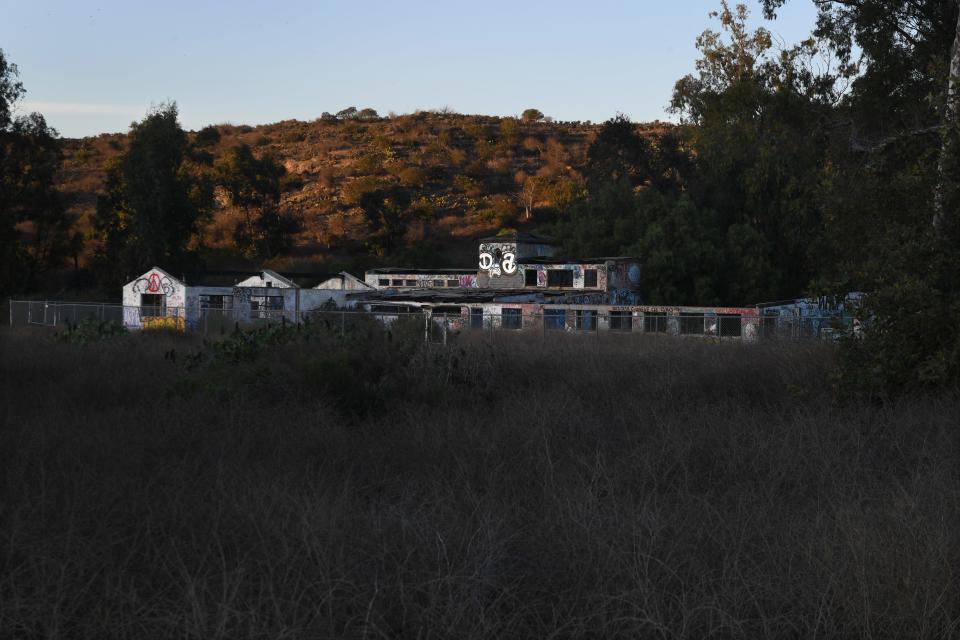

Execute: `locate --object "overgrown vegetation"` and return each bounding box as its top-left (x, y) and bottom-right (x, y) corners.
top-left (4, 1), bottom-right (960, 391)
top-left (55, 317), bottom-right (126, 345)
top-left (1, 326), bottom-right (957, 638)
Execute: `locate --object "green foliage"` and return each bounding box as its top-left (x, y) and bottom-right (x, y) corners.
top-left (359, 185), bottom-right (412, 255)
top-left (184, 314), bottom-right (427, 418)
top-left (215, 143), bottom-right (296, 258)
top-left (56, 318), bottom-right (127, 345)
top-left (0, 49), bottom-right (73, 295)
top-left (583, 114), bottom-right (653, 190)
top-left (521, 108), bottom-right (544, 123)
top-left (499, 117), bottom-right (520, 145)
top-left (336, 106), bottom-right (358, 120)
top-left (92, 103), bottom-right (211, 288)
top-left (194, 125), bottom-right (221, 147)
top-left (554, 3), bottom-right (838, 306)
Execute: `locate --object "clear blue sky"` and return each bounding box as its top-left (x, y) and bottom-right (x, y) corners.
top-left (2, 1), bottom-right (819, 138)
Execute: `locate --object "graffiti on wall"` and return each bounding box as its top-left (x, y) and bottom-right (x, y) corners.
top-left (142, 315), bottom-right (185, 331)
top-left (132, 272), bottom-right (176, 296)
top-left (609, 289), bottom-right (642, 306)
top-left (232, 286), bottom-right (252, 303)
top-left (479, 242), bottom-right (517, 278)
top-left (459, 274), bottom-right (477, 288)
top-left (607, 262), bottom-right (641, 290)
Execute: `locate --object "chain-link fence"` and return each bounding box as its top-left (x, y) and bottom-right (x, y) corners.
top-left (6, 299), bottom-right (856, 342)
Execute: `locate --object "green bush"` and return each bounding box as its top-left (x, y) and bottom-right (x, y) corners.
top-left (56, 318), bottom-right (126, 345)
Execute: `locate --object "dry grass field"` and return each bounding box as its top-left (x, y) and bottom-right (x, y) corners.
top-left (1, 322), bottom-right (958, 639)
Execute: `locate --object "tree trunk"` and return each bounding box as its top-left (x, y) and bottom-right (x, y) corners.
top-left (935, 0), bottom-right (960, 226)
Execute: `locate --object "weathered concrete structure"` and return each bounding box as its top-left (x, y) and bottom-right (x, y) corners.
top-left (120, 232), bottom-right (857, 340)
top-left (121, 267), bottom-right (359, 330)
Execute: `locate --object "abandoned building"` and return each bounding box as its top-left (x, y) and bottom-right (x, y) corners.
top-left (121, 231), bottom-right (856, 339)
top-left (121, 267), bottom-right (370, 330)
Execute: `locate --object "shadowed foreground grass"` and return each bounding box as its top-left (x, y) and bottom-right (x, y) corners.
top-left (1, 323), bottom-right (958, 639)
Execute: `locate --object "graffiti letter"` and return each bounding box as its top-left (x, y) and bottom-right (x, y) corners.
top-left (501, 252), bottom-right (517, 274)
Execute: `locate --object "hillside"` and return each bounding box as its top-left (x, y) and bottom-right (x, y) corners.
top-left (58, 113), bottom-right (674, 272)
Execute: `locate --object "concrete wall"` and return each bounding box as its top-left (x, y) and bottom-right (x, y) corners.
top-left (122, 268), bottom-right (186, 329)
top-left (364, 272), bottom-right (479, 289)
top-left (377, 301), bottom-right (762, 341)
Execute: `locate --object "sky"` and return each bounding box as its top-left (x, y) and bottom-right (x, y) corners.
top-left (2, 1), bottom-right (820, 138)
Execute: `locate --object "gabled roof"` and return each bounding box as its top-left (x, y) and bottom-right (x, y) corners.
top-left (314, 271), bottom-right (374, 290)
top-left (262, 269), bottom-right (298, 288)
top-left (127, 266), bottom-right (182, 286)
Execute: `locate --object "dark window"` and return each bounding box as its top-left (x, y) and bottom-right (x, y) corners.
top-left (140, 293), bottom-right (164, 317)
top-left (680, 313), bottom-right (705, 335)
top-left (378, 278), bottom-right (389, 286)
top-left (404, 279), bottom-right (417, 287)
top-left (433, 279), bottom-right (444, 287)
top-left (264, 281), bottom-right (272, 288)
top-left (199, 294), bottom-right (232, 310)
top-left (502, 308), bottom-right (522, 329)
top-left (252, 295), bottom-right (284, 319)
top-left (447, 279), bottom-right (459, 287)
top-left (544, 308), bottom-right (566, 330)
top-left (433, 306), bottom-right (461, 315)
top-left (609, 310), bottom-right (632, 331)
top-left (525, 269), bottom-right (538, 286)
top-left (391, 279), bottom-right (404, 286)
top-left (576, 309), bottom-right (597, 330)
top-left (371, 304), bottom-right (417, 314)
top-left (583, 269), bottom-right (598, 288)
top-left (470, 307), bottom-right (484, 329)
top-left (547, 270), bottom-right (574, 287)
top-left (643, 312), bottom-right (667, 333)
top-left (719, 314), bottom-right (742, 337)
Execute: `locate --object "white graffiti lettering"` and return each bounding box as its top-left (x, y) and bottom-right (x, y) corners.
top-left (501, 252), bottom-right (517, 274)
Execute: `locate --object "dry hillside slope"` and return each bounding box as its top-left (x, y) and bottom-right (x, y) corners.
top-left (58, 113), bottom-right (673, 270)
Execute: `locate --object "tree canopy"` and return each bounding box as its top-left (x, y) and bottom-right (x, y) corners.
top-left (92, 103), bottom-right (212, 286)
top-left (0, 49), bottom-right (72, 295)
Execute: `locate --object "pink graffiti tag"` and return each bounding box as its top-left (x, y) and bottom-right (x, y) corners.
top-left (147, 273), bottom-right (162, 293)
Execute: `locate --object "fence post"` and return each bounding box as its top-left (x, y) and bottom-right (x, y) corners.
top-left (341, 310), bottom-right (345, 337)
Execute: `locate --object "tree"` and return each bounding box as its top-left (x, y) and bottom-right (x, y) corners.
top-left (514, 171), bottom-right (542, 221)
top-left (215, 143), bottom-right (296, 258)
top-left (584, 115), bottom-right (653, 190)
top-left (336, 106), bottom-right (359, 120)
top-left (521, 108), bottom-right (544, 123)
top-left (92, 103), bottom-right (211, 286)
top-left (194, 124), bottom-right (221, 147)
top-left (357, 108), bottom-right (379, 120)
top-left (0, 49), bottom-right (73, 294)
top-left (757, 0), bottom-right (960, 392)
top-left (670, 1), bottom-right (835, 300)
top-left (359, 186), bottom-right (412, 255)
